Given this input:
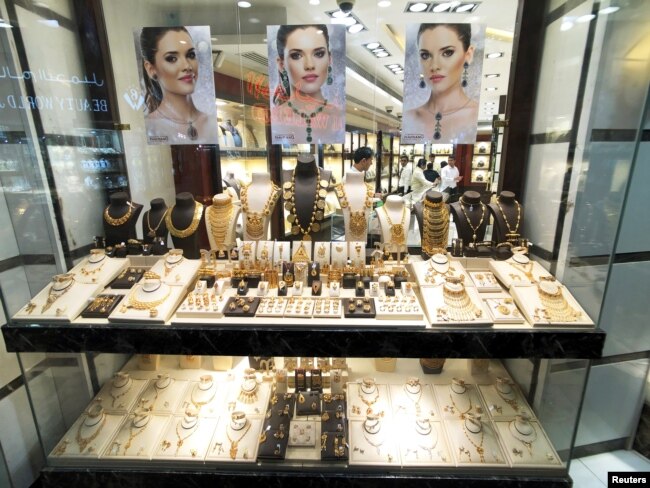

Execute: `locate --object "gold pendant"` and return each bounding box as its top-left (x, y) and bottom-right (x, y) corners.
top-left (230, 442), bottom-right (238, 460)
top-left (349, 211), bottom-right (367, 239)
top-left (246, 215), bottom-right (264, 239)
top-left (390, 224), bottom-right (405, 245)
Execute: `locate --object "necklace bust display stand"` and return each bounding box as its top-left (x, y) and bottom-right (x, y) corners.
top-left (337, 171), bottom-right (372, 242)
top-left (414, 190), bottom-right (450, 259)
top-left (376, 195), bottom-right (410, 255)
top-left (165, 192), bottom-right (204, 259)
top-left (223, 172), bottom-right (241, 198)
top-left (450, 191), bottom-right (488, 251)
top-left (141, 198), bottom-right (169, 249)
top-left (488, 191), bottom-right (524, 244)
top-left (103, 192), bottom-right (143, 247)
top-left (282, 154), bottom-right (332, 241)
top-left (241, 173), bottom-right (280, 241)
top-left (205, 193), bottom-right (239, 256)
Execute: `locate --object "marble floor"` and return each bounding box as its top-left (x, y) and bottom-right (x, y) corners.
top-left (570, 450), bottom-right (650, 487)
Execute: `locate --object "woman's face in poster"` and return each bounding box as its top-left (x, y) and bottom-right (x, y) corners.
top-left (418, 26), bottom-right (474, 95)
top-left (146, 30), bottom-right (198, 98)
top-left (279, 27), bottom-right (330, 97)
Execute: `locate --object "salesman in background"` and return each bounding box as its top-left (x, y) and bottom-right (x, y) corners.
top-left (440, 154), bottom-right (462, 202)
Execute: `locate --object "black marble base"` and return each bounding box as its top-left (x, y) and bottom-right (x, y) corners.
top-left (41, 467), bottom-right (573, 487)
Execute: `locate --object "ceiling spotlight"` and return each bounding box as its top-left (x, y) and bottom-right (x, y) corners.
top-left (348, 24), bottom-right (364, 33)
top-left (376, 52), bottom-right (389, 57)
top-left (237, 1), bottom-right (252, 7)
top-left (455, 3), bottom-right (475, 12)
top-left (366, 42), bottom-right (380, 49)
top-left (332, 10), bottom-right (349, 18)
top-left (0, 18), bottom-right (11, 28)
top-left (387, 64), bottom-right (400, 68)
top-left (309, 0), bottom-right (320, 4)
top-left (576, 13), bottom-right (596, 23)
top-left (433, 2), bottom-right (452, 12)
top-left (560, 20), bottom-right (573, 31)
top-left (599, 6), bottom-right (620, 14)
top-left (484, 73), bottom-right (500, 78)
top-left (408, 3), bottom-right (429, 12)
top-left (486, 52), bottom-right (503, 58)
top-left (378, 0), bottom-right (391, 6)
top-left (485, 87), bottom-right (498, 91)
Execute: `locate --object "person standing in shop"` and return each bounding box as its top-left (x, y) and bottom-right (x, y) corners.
top-left (348, 146), bottom-right (374, 174)
top-left (424, 162), bottom-right (441, 185)
top-left (397, 155), bottom-right (412, 195)
top-left (440, 154), bottom-right (462, 202)
top-left (410, 158), bottom-right (437, 203)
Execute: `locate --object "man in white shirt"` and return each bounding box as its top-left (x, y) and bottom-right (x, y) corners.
top-left (440, 155), bottom-right (463, 202)
top-left (397, 156), bottom-right (412, 195)
top-left (348, 146), bottom-right (374, 174)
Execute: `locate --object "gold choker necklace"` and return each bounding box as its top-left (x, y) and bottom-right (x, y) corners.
top-left (165, 201), bottom-right (203, 238)
top-left (104, 202), bottom-right (134, 226)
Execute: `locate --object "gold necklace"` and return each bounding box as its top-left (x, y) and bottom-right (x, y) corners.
top-left (335, 182), bottom-right (374, 240)
top-left (163, 256), bottom-right (184, 277)
top-left (124, 285), bottom-right (171, 316)
top-left (403, 383), bottom-right (423, 416)
top-left (146, 208), bottom-right (168, 238)
top-left (76, 415), bottom-right (107, 453)
top-left (458, 198), bottom-right (486, 245)
top-left (190, 383), bottom-right (217, 410)
top-left (104, 202), bottom-right (134, 226)
top-left (79, 256), bottom-right (106, 278)
top-left (207, 198), bottom-right (233, 251)
top-left (495, 199), bottom-right (521, 242)
top-left (165, 201), bottom-right (203, 238)
top-left (42, 276), bottom-right (75, 313)
top-left (508, 420), bottom-right (537, 456)
top-left (441, 282), bottom-right (482, 321)
top-left (495, 384), bottom-right (520, 412)
top-left (175, 420), bottom-right (199, 454)
top-left (241, 181), bottom-right (280, 240)
top-left (508, 258), bottom-right (535, 281)
top-left (422, 199), bottom-right (449, 255)
top-left (537, 282), bottom-right (582, 322)
top-left (382, 206), bottom-right (407, 247)
top-left (110, 378), bottom-right (133, 408)
top-left (358, 384), bottom-right (380, 412)
top-left (448, 390), bottom-right (472, 418)
top-left (461, 421), bottom-right (485, 463)
top-left (237, 379), bottom-right (258, 404)
top-left (284, 168), bottom-right (328, 240)
top-left (123, 417), bottom-right (149, 455)
top-left (226, 420), bottom-right (252, 460)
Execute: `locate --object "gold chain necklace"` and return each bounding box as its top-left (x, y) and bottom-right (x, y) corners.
top-left (495, 384), bottom-right (520, 412)
top-left (175, 420), bottom-right (199, 454)
top-left (190, 383), bottom-right (217, 410)
top-left (495, 199), bottom-right (521, 242)
top-left (76, 415), bottom-right (107, 453)
top-left (422, 199), bottom-right (449, 255)
top-left (163, 256), bottom-right (184, 277)
top-left (123, 417), bottom-right (149, 455)
top-left (403, 383), bottom-right (423, 416)
top-left (442, 282), bottom-right (482, 321)
top-left (104, 202), bottom-right (134, 226)
top-left (458, 198), bottom-right (486, 245)
top-left (508, 420), bottom-right (537, 456)
top-left (146, 208), bottom-right (168, 238)
top-left (110, 378), bottom-right (133, 408)
top-left (284, 168), bottom-right (328, 240)
top-left (124, 285), bottom-right (171, 315)
top-left (207, 199), bottom-right (233, 251)
top-left (336, 181), bottom-right (373, 240)
top-left (226, 420), bottom-right (252, 460)
top-left (382, 206), bottom-right (407, 247)
top-left (42, 278), bottom-right (75, 313)
top-left (241, 181), bottom-right (280, 239)
top-left (165, 201), bottom-right (203, 238)
top-left (462, 421), bottom-right (485, 463)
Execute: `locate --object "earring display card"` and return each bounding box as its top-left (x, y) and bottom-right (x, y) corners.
top-left (434, 384), bottom-right (486, 420)
top-left (348, 419), bottom-right (400, 466)
top-left (136, 378), bottom-right (189, 414)
top-left (284, 297), bottom-right (315, 317)
top-left (445, 419), bottom-right (507, 466)
top-left (346, 382), bottom-right (391, 420)
top-left (177, 380), bottom-right (230, 417)
top-left (49, 413), bottom-right (124, 461)
top-left (343, 298), bottom-right (376, 319)
top-left (108, 267), bottom-right (145, 289)
top-left (478, 383), bottom-right (535, 419)
top-left (295, 391), bottom-right (322, 416)
top-left (321, 431), bottom-right (349, 461)
top-left (223, 297), bottom-right (261, 317)
top-left (255, 297), bottom-right (288, 317)
top-left (155, 416), bottom-right (219, 461)
top-left (80, 294), bottom-right (124, 319)
top-left (468, 271), bottom-right (502, 292)
top-left (396, 420), bottom-right (452, 466)
top-left (482, 296), bottom-right (525, 324)
top-left (312, 298), bottom-right (342, 318)
top-left (204, 416), bottom-right (264, 463)
top-left (288, 420), bottom-right (317, 447)
top-left (389, 384), bottom-right (439, 420)
top-left (494, 420), bottom-right (562, 467)
top-left (94, 378), bottom-right (148, 413)
top-left (103, 413), bottom-right (170, 460)
top-left (375, 296), bottom-right (424, 321)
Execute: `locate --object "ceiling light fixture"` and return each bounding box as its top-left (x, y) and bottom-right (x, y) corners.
top-left (348, 23), bottom-right (364, 33)
top-left (455, 3), bottom-right (476, 12)
top-left (365, 42), bottom-right (380, 49)
top-left (576, 13), bottom-right (596, 23)
top-left (237, 1), bottom-right (252, 7)
top-left (378, 0), bottom-right (391, 6)
top-left (376, 52), bottom-right (389, 57)
top-left (484, 73), bottom-right (500, 78)
top-left (560, 20), bottom-right (573, 31)
top-left (599, 6), bottom-right (620, 14)
top-left (485, 87), bottom-right (498, 91)
top-left (332, 10), bottom-right (349, 18)
top-left (486, 52), bottom-right (503, 58)
top-left (408, 2), bottom-right (429, 12)
top-left (432, 2), bottom-right (452, 12)
top-left (309, 0), bottom-right (320, 4)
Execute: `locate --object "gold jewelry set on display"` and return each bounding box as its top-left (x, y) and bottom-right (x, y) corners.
top-left (207, 195), bottom-right (234, 254)
top-left (75, 406), bottom-right (107, 454)
top-left (381, 206), bottom-right (407, 247)
top-left (335, 182), bottom-right (374, 241)
top-left (227, 416), bottom-right (252, 460)
top-left (437, 278), bottom-right (482, 322)
top-left (165, 201), bottom-right (204, 239)
top-left (508, 417), bottom-right (537, 456)
top-left (146, 208), bottom-right (168, 238)
top-left (460, 415), bottom-right (485, 463)
top-left (120, 271), bottom-right (171, 318)
top-left (103, 202), bottom-right (134, 227)
top-left (39, 273), bottom-right (76, 314)
top-left (535, 277), bottom-right (582, 322)
top-left (285, 168), bottom-right (328, 240)
top-left (458, 197), bottom-right (486, 246)
top-left (241, 181), bottom-right (281, 240)
top-left (495, 198), bottom-right (522, 243)
top-left (422, 199), bottom-right (450, 256)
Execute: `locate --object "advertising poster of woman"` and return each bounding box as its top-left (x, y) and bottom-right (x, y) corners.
top-left (401, 23), bottom-right (485, 145)
top-left (134, 25), bottom-right (218, 145)
top-left (267, 24), bottom-right (346, 145)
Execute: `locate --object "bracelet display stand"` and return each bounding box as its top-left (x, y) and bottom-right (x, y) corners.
top-left (103, 192), bottom-right (143, 247)
top-left (205, 193), bottom-right (239, 256)
top-left (166, 193), bottom-right (204, 259)
top-left (142, 198), bottom-right (169, 245)
top-left (241, 173), bottom-right (280, 241)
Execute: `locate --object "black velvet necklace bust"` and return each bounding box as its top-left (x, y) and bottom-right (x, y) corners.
top-left (103, 191), bottom-right (143, 247)
top-left (449, 190), bottom-right (488, 246)
top-left (142, 198), bottom-right (169, 244)
top-left (488, 191), bottom-right (524, 244)
top-left (281, 154), bottom-right (332, 241)
top-left (167, 192), bottom-right (203, 259)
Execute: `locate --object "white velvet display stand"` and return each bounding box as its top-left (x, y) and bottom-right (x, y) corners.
top-left (481, 295), bottom-right (526, 324)
top-left (445, 416), bottom-right (507, 466)
top-left (241, 173), bottom-right (280, 241)
top-left (154, 413), bottom-right (219, 461)
top-left (337, 172), bottom-right (372, 242)
top-left (148, 251), bottom-right (201, 287)
top-left (509, 282), bottom-right (593, 327)
top-left (347, 379), bottom-right (392, 420)
top-left (468, 270), bottom-right (502, 292)
top-left (489, 254), bottom-right (552, 288)
top-left (205, 414), bottom-right (263, 463)
top-left (376, 196), bottom-right (410, 254)
top-left (205, 193), bottom-right (239, 253)
top-left (69, 251), bottom-right (128, 286)
top-left (494, 416), bottom-right (562, 467)
top-left (108, 275), bottom-right (187, 324)
top-left (93, 372), bottom-right (148, 412)
top-left (224, 375), bottom-right (271, 417)
top-left (478, 378), bottom-right (534, 419)
top-left (136, 374), bottom-right (188, 414)
top-left (434, 380), bottom-right (486, 420)
top-left (389, 380), bottom-right (440, 419)
top-left (348, 418), bottom-right (401, 466)
top-left (396, 418), bottom-right (452, 466)
top-left (410, 254), bottom-right (472, 288)
top-left (176, 375), bottom-right (230, 417)
top-left (103, 410), bottom-right (170, 460)
top-left (420, 284), bottom-right (492, 326)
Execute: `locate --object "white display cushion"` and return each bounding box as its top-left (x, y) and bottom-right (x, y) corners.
top-left (154, 415), bottom-right (219, 461)
top-left (256, 297), bottom-right (288, 317)
top-left (287, 420), bottom-right (317, 447)
top-left (103, 412), bottom-right (170, 460)
top-left (396, 419), bottom-right (453, 466)
top-left (284, 297), bottom-right (315, 317)
top-left (375, 295), bottom-right (424, 320)
top-left (389, 383), bottom-right (439, 420)
top-left (346, 382), bottom-right (392, 420)
top-left (93, 378), bottom-right (148, 413)
top-left (509, 283), bottom-right (594, 327)
top-left (421, 286), bottom-right (492, 327)
top-left (445, 418), bottom-right (507, 466)
top-left (148, 255), bottom-right (201, 287)
top-left (205, 416), bottom-right (263, 463)
top-left (135, 378), bottom-right (189, 414)
top-left (312, 298), bottom-right (342, 318)
top-left (108, 283), bottom-right (186, 324)
top-left (494, 419), bottom-right (562, 467)
top-left (50, 412), bottom-right (124, 460)
top-left (176, 378), bottom-right (231, 417)
top-left (330, 241), bottom-right (348, 268)
top-left (313, 241), bottom-right (331, 267)
top-left (13, 279), bottom-right (100, 323)
top-left (239, 241), bottom-right (257, 264)
top-left (224, 378), bottom-right (272, 417)
top-left (489, 258), bottom-right (552, 288)
top-left (349, 241), bottom-right (366, 268)
top-left (70, 256), bottom-right (128, 286)
top-left (175, 287), bottom-right (230, 319)
top-left (411, 258), bottom-right (472, 288)
top-left (434, 383), bottom-right (487, 420)
top-left (348, 419), bottom-right (401, 466)
top-left (478, 384), bottom-right (535, 419)
top-left (482, 296), bottom-right (526, 324)
top-left (468, 271), bottom-right (503, 292)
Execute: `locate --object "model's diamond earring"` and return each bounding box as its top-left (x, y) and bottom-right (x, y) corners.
top-left (419, 73), bottom-right (425, 89)
top-left (462, 62), bottom-right (469, 88)
top-left (327, 66), bottom-right (333, 85)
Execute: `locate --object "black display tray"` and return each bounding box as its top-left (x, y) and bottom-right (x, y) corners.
top-left (109, 268), bottom-right (145, 289)
top-left (223, 297), bottom-right (261, 317)
top-left (80, 294), bottom-right (124, 319)
top-left (343, 298), bottom-right (376, 319)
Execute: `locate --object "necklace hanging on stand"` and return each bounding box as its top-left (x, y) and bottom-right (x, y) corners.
top-left (458, 197), bottom-right (486, 246)
top-left (146, 209), bottom-right (168, 238)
